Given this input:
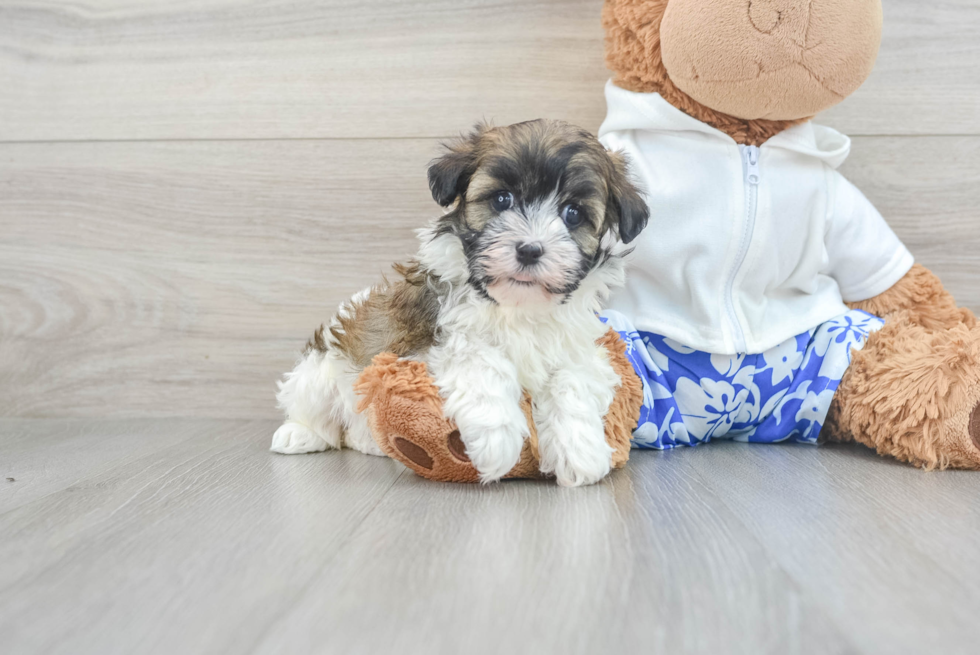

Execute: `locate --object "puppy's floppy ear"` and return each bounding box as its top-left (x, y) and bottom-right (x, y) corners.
top-left (427, 124), bottom-right (487, 207)
top-left (606, 151), bottom-right (650, 244)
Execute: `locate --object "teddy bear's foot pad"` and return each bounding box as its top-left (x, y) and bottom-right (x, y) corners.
top-left (970, 403), bottom-right (980, 452)
top-left (378, 414), bottom-right (483, 483)
top-left (446, 430), bottom-right (470, 462)
top-left (392, 436), bottom-right (435, 470)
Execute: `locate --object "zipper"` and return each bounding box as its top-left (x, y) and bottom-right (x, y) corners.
top-left (724, 145), bottom-right (760, 354)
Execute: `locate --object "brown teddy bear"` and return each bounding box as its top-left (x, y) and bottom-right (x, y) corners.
top-left (357, 0), bottom-right (980, 480)
top-left (601, 0), bottom-right (980, 469)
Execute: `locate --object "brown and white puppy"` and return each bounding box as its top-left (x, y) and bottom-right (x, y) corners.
top-left (272, 120), bottom-right (649, 486)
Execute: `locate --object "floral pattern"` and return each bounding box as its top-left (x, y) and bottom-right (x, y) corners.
top-left (600, 309), bottom-right (884, 450)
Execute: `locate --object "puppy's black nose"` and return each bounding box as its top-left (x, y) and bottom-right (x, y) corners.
top-left (516, 242), bottom-right (545, 266)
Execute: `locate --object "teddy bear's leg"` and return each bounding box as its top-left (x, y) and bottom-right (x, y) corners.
top-left (354, 330), bottom-right (642, 483)
top-left (355, 354), bottom-right (541, 483)
top-left (825, 312), bottom-right (980, 469)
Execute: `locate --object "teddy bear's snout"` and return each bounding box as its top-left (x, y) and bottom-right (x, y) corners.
top-left (658, 0), bottom-right (882, 121)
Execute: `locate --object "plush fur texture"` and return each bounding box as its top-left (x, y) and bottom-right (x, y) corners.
top-left (658, 0), bottom-right (882, 121)
top-left (595, 328), bottom-right (644, 468)
top-left (603, 0), bottom-right (980, 470)
top-left (603, 0), bottom-right (807, 146)
top-left (825, 265), bottom-right (980, 469)
top-left (354, 330), bottom-right (643, 482)
top-left (272, 120), bottom-right (650, 486)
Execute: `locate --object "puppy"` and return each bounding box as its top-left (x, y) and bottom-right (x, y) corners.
top-left (272, 120), bottom-right (649, 486)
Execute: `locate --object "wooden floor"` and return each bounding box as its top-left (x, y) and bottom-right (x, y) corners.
top-left (2, 419), bottom-right (980, 655)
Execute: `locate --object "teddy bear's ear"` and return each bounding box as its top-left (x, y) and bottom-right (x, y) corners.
top-left (606, 151), bottom-right (650, 244)
top-left (427, 124), bottom-right (488, 207)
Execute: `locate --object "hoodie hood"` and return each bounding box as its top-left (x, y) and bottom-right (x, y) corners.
top-left (598, 80), bottom-right (851, 169)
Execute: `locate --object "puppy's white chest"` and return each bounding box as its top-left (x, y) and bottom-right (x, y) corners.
top-left (494, 316), bottom-right (602, 393)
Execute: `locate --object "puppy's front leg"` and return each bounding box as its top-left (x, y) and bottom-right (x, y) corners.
top-left (428, 334), bottom-right (529, 483)
top-left (536, 348), bottom-right (620, 487)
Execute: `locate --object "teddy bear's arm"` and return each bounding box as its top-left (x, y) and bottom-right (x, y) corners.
top-left (846, 264), bottom-right (976, 330)
top-left (824, 174), bottom-right (914, 302)
top-left (820, 173), bottom-right (973, 329)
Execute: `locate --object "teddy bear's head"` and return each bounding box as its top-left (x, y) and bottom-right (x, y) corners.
top-left (603, 0), bottom-right (882, 144)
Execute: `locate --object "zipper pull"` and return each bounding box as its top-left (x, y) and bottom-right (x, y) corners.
top-left (743, 145), bottom-right (760, 186)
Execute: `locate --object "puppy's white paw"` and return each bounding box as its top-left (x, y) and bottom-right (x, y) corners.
top-left (343, 419), bottom-right (386, 457)
top-left (271, 422), bottom-right (336, 454)
top-left (540, 422), bottom-right (613, 487)
top-left (463, 425), bottom-right (526, 484)
top-left (553, 452), bottom-right (612, 487)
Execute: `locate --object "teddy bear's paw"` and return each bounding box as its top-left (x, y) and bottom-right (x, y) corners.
top-left (956, 401), bottom-right (980, 469)
top-left (382, 423), bottom-right (484, 483)
top-left (969, 403), bottom-right (980, 454)
top-left (923, 396), bottom-right (980, 471)
top-left (389, 433), bottom-right (437, 471)
top-left (388, 428), bottom-right (465, 469)
top-left (270, 421), bottom-right (338, 454)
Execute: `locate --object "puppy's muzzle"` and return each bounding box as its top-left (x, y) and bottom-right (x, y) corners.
top-left (516, 242), bottom-right (545, 267)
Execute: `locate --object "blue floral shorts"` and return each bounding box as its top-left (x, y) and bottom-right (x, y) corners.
top-left (599, 309), bottom-right (885, 449)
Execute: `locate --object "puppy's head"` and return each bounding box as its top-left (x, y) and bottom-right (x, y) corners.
top-left (427, 120), bottom-right (648, 307)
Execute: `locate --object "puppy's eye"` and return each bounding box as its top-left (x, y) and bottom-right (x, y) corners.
top-left (490, 191), bottom-right (514, 212)
top-left (561, 204), bottom-right (584, 228)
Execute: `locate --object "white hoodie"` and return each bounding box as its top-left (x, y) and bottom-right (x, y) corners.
top-left (599, 81), bottom-right (913, 355)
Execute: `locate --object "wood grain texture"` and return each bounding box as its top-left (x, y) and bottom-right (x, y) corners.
top-left (839, 136), bottom-right (980, 308)
top-left (0, 139), bottom-right (436, 418)
top-left (2, 136), bottom-right (978, 419)
top-left (0, 418), bottom-right (240, 513)
top-left (250, 447), bottom-right (855, 655)
top-left (3, 419), bottom-right (980, 654)
top-left (1, 0), bottom-right (978, 142)
top-left (685, 442), bottom-right (980, 655)
top-left (0, 419), bottom-right (405, 655)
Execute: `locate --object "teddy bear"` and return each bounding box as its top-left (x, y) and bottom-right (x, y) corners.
top-left (356, 0), bottom-right (980, 481)
top-left (599, 0), bottom-right (980, 470)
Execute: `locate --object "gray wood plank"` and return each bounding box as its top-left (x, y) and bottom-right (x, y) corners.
top-left (1, 136), bottom-right (977, 419)
top-left (821, 0), bottom-right (980, 136)
top-left (0, 0), bottom-right (610, 141)
top-left (0, 138), bottom-right (435, 419)
top-left (684, 441), bottom-right (980, 655)
top-left (3, 419), bottom-right (980, 654)
top-left (1, 0), bottom-right (977, 142)
top-left (0, 418), bottom-right (243, 513)
top-left (781, 444), bottom-right (980, 594)
top-left (0, 418), bottom-right (405, 655)
top-left (840, 136), bottom-right (980, 308)
top-left (250, 452), bottom-right (856, 655)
